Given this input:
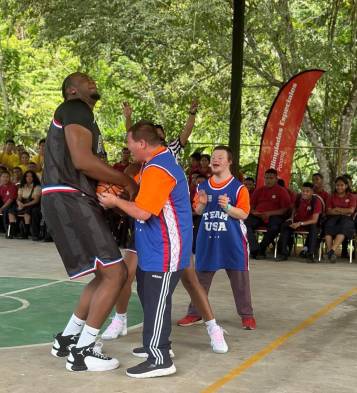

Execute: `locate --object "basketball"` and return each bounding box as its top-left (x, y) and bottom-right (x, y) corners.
top-left (96, 182), bottom-right (124, 197)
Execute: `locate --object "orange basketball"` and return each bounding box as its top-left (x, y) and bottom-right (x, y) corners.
top-left (96, 182), bottom-right (124, 196)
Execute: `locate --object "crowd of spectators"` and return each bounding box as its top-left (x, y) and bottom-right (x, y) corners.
top-left (1, 136), bottom-right (356, 262)
top-left (0, 138), bottom-right (46, 240)
top-left (243, 169), bottom-right (356, 262)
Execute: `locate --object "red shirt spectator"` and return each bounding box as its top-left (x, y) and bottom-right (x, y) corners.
top-left (294, 195), bottom-right (322, 222)
top-left (313, 189), bottom-right (329, 209)
top-left (251, 184), bottom-right (291, 212)
top-left (327, 192), bottom-right (356, 210)
top-left (113, 147), bottom-right (131, 172)
top-left (199, 166), bottom-right (212, 178)
top-left (113, 162), bottom-right (129, 172)
top-left (0, 183), bottom-right (17, 203)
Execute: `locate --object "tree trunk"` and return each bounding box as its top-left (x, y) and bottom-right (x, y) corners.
top-left (337, 75), bottom-right (357, 174)
top-left (0, 43), bottom-right (10, 126)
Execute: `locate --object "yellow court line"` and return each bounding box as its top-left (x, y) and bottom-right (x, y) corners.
top-left (202, 287), bottom-right (357, 393)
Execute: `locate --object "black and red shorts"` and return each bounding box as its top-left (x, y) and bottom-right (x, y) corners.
top-left (41, 187), bottom-right (122, 279)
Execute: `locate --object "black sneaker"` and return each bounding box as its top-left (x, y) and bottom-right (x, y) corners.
top-left (126, 360), bottom-right (176, 379)
top-left (327, 250), bottom-right (337, 263)
top-left (275, 254), bottom-right (288, 262)
top-left (51, 332), bottom-right (79, 358)
top-left (132, 346), bottom-right (175, 358)
top-left (299, 250), bottom-right (308, 258)
top-left (306, 253), bottom-right (316, 263)
top-left (66, 342), bottom-right (119, 372)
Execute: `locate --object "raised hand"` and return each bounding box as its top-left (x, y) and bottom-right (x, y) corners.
top-left (189, 99), bottom-right (198, 115)
top-left (122, 102), bottom-right (133, 118)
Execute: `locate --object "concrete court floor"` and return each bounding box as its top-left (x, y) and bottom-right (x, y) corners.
top-left (0, 236), bottom-right (357, 393)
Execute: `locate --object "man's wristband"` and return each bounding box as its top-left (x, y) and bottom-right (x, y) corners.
top-left (224, 203), bottom-right (232, 212)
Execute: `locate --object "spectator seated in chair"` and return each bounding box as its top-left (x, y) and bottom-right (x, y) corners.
top-left (340, 173), bottom-right (356, 259)
top-left (245, 168), bottom-right (291, 259)
top-left (11, 166), bottom-right (23, 187)
top-left (312, 173), bottom-right (330, 211)
top-left (0, 170), bottom-right (18, 236)
top-left (199, 154), bottom-right (212, 178)
top-left (276, 182), bottom-right (322, 263)
top-left (18, 151), bottom-right (31, 174)
top-left (113, 147), bottom-right (131, 173)
top-left (243, 176), bottom-right (256, 198)
top-left (8, 170), bottom-right (42, 240)
top-left (324, 176), bottom-right (356, 263)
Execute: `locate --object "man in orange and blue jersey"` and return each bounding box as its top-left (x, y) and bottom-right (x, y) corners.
top-left (98, 120), bottom-right (192, 378)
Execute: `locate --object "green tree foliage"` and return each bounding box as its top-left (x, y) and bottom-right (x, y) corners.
top-left (0, 0), bottom-right (356, 187)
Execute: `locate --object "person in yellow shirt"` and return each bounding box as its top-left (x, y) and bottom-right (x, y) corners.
top-left (18, 151), bottom-right (30, 173)
top-left (32, 138), bottom-right (46, 173)
top-left (0, 139), bottom-right (19, 169)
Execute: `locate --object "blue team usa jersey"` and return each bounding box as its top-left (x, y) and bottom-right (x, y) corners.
top-left (195, 177), bottom-right (249, 272)
top-left (135, 149), bottom-right (193, 273)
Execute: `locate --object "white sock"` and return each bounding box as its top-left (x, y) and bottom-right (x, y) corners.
top-left (76, 324), bottom-right (100, 348)
top-left (62, 314), bottom-right (85, 337)
top-left (205, 319), bottom-right (218, 333)
top-left (114, 312), bottom-right (127, 321)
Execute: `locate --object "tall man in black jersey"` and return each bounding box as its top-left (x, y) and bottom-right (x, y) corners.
top-left (42, 72), bottom-right (137, 372)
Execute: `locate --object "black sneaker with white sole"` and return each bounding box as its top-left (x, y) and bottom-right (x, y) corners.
top-left (66, 342), bottom-right (119, 372)
top-left (126, 360), bottom-right (176, 378)
top-left (132, 346), bottom-right (175, 358)
top-left (51, 332), bottom-right (79, 358)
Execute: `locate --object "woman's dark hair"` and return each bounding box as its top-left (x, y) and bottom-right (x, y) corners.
top-left (201, 154), bottom-right (211, 161)
top-left (334, 176), bottom-right (351, 193)
top-left (20, 170), bottom-right (41, 188)
top-left (190, 152), bottom-right (202, 161)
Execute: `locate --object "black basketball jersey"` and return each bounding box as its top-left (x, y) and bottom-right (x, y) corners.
top-left (42, 99), bottom-right (105, 197)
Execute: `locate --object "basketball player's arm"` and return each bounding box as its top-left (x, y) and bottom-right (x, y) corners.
top-left (98, 195), bottom-right (152, 221)
top-left (65, 124), bottom-right (138, 198)
top-left (123, 102), bottom-right (133, 132)
top-left (179, 100), bottom-right (198, 146)
top-left (98, 166), bottom-right (176, 221)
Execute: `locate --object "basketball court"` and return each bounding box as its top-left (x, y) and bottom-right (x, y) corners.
top-left (1, 236), bottom-right (357, 393)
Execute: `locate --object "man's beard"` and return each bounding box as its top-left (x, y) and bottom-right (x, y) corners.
top-left (90, 92), bottom-right (101, 101)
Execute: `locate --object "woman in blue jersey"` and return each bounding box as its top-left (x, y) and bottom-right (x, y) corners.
top-left (187, 146), bottom-right (256, 330)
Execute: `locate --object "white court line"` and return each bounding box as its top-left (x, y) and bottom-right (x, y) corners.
top-left (0, 296), bottom-right (30, 314)
top-left (0, 277), bottom-right (142, 350)
top-left (0, 322), bottom-right (144, 350)
top-left (0, 279), bottom-right (68, 297)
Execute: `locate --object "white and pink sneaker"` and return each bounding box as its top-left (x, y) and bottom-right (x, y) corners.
top-left (208, 325), bottom-right (228, 354)
top-left (101, 317), bottom-right (127, 340)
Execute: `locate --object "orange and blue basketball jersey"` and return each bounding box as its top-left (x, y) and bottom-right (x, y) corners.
top-left (135, 149), bottom-right (193, 272)
top-left (195, 177), bottom-right (249, 272)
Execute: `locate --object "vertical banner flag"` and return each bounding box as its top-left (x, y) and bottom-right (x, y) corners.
top-left (256, 69), bottom-right (325, 188)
